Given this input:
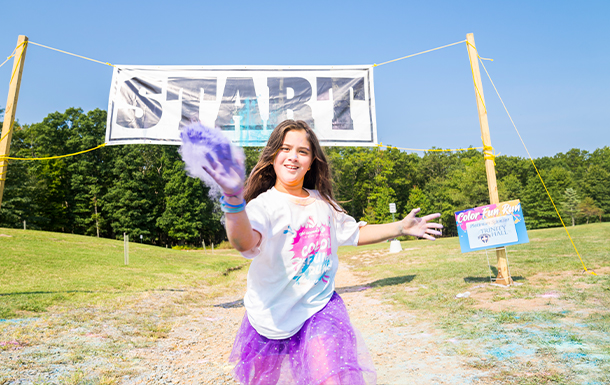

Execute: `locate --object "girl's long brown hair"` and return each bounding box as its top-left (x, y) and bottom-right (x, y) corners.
top-left (244, 120), bottom-right (344, 212)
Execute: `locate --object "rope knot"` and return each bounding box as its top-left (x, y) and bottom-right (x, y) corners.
top-left (483, 145), bottom-right (496, 165)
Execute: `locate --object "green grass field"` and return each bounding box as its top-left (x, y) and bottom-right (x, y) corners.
top-left (1, 224), bottom-right (608, 320)
top-left (339, 222), bottom-right (610, 384)
top-left (340, 222), bottom-right (610, 310)
top-left (1, 223), bottom-right (609, 384)
top-left (0, 228), bottom-right (246, 319)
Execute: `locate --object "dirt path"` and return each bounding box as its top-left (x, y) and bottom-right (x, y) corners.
top-left (122, 263), bottom-right (488, 385)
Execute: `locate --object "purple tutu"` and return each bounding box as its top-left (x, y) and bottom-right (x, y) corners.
top-left (229, 292), bottom-right (377, 385)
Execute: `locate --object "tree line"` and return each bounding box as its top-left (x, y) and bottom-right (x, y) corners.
top-left (0, 108), bottom-right (607, 245)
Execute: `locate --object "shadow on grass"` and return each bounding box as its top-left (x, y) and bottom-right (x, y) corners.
top-left (215, 298), bottom-right (245, 309)
top-left (0, 290), bottom-right (95, 296)
top-left (0, 288), bottom-right (186, 296)
top-left (463, 276), bottom-right (525, 283)
top-left (213, 275), bottom-right (417, 309)
top-left (337, 275), bottom-right (416, 294)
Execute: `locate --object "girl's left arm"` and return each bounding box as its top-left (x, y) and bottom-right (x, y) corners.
top-left (357, 208), bottom-right (443, 246)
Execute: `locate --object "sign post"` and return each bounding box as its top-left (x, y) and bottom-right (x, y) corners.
top-left (389, 203), bottom-right (396, 221)
top-left (389, 203), bottom-right (402, 253)
top-left (124, 233), bottom-right (129, 265)
top-left (466, 33), bottom-right (512, 285)
top-left (0, 35), bottom-right (28, 209)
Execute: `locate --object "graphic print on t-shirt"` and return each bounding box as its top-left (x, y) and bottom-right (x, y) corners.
top-left (289, 216), bottom-right (332, 285)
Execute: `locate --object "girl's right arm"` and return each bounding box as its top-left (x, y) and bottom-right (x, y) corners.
top-left (223, 195), bottom-right (261, 252)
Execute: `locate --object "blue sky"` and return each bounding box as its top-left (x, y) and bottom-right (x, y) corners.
top-left (1, 0), bottom-right (608, 158)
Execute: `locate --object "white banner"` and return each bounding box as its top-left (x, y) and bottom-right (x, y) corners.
top-left (106, 65), bottom-right (377, 147)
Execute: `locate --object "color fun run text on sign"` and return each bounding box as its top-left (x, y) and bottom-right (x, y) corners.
top-left (455, 200), bottom-right (529, 253)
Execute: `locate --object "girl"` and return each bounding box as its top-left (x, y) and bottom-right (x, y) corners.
top-left (186, 120), bottom-right (442, 385)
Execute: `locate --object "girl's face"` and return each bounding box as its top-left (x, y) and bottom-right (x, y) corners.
top-left (273, 129), bottom-right (313, 194)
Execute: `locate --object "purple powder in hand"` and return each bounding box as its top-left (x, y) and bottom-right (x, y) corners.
top-left (179, 122), bottom-right (245, 197)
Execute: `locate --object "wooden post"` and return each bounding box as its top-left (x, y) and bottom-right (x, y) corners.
top-left (466, 33), bottom-right (513, 286)
top-left (124, 233), bottom-right (129, 265)
top-left (0, 35), bottom-right (28, 210)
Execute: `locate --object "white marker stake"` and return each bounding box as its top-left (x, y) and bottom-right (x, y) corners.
top-left (389, 203), bottom-right (402, 253)
top-left (124, 233), bottom-right (129, 265)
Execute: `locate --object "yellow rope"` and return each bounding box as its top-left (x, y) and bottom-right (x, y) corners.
top-left (9, 41), bottom-right (28, 84)
top-left (483, 145), bottom-right (497, 165)
top-left (0, 121), bottom-right (13, 144)
top-left (0, 41), bottom-right (26, 70)
top-left (466, 41), bottom-right (494, 62)
top-left (478, 57), bottom-right (595, 276)
top-left (377, 143), bottom-right (484, 152)
top-left (0, 129), bottom-right (11, 145)
top-left (29, 41), bottom-right (114, 67)
top-left (0, 143), bottom-right (107, 161)
top-left (0, 99), bottom-right (16, 145)
top-left (0, 42), bottom-right (27, 147)
top-left (466, 41), bottom-right (487, 114)
top-left (373, 40), bottom-right (466, 67)
top-left (0, 157), bottom-right (8, 182)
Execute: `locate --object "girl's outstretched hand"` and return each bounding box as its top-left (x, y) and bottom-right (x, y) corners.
top-left (180, 122), bottom-right (245, 195)
top-left (400, 208), bottom-right (443, 240)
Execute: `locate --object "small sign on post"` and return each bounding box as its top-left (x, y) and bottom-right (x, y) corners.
top-left (455, 200), bottom-right (529, 286)
top-left (455, 200), bottom-right (529, 253)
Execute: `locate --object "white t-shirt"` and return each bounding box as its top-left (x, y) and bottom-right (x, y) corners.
top-left (240, 187), bottom-right (365, 339)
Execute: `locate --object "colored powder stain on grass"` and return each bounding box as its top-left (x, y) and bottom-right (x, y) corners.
top-left (553, 341), bottom-right (584, 351)
top-left (486, 343), bottom-right (536, 360)
top-left (562, 352), bottom-right (587, 360)
top-left (0, 318), bottom-right (39, 323)
top-left (467, 315), bottom-right (610, 385)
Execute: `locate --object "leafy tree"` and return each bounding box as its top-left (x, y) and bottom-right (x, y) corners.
top-left (386, 149), bottom-right (420, 218)
top-left (418, 149), bottom-right (460, 186)
top-left (498, 174), bottom-right (523, 202)
top-left (581, 164), bottom-right (610, 221)
top-left (522, 167), bottom-right (574, 229)
top-left (554, 148), bottom-right (590, 182)
top-left (422, 151), bottom-right (489, 236)
top-left (67, 109), bottom-right (108, 236)
top-left (588, 146), bottom-right (609, 170)
top-left (0, 120), bottom-right (37, 228)
top-left (18, 110), bottom-right (82, 231)
top-left (244, 147), bottom-right (263, 176)
top-left (102, 144), bottom-right (165, 242)
top-left (561, 187), bottom-right (580, 226)
top-left (156, 146), bottom-right (223, 245)
top-left (345, 147), bottom-right (397, 223)
top-left (577, 197), bottom-right (603, 224)
top-left (405, 186), bottom-right (431, 215)
top-left (3, 106), bottom-right (610, 243)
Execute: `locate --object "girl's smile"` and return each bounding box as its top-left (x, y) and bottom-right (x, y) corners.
top-left (273, 129), bottom-right (313, 196)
